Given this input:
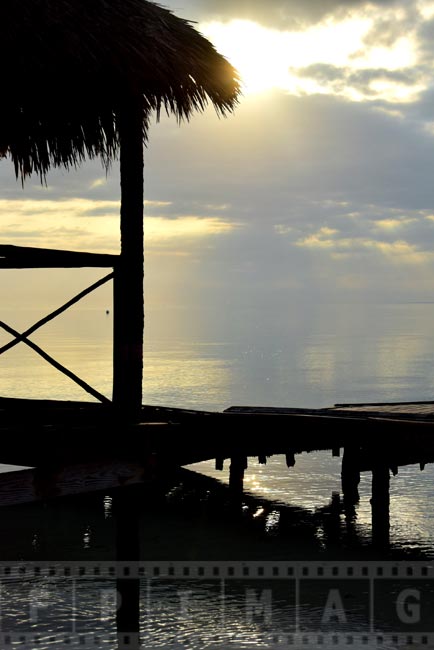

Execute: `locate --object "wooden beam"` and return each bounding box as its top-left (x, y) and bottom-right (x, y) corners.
top-left (0, 321), bottom-right (110, 404)
top-left (0, 244), bottom-right (118, 268)
top-left (0, 272), bottom-right (114, 357)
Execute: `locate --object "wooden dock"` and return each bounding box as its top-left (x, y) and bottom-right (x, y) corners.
top-left (1, 395), bottom-right (434, 476)
top-left (0, 396), bottom-right (433, 556)
top-left (2, 396), bottom-right (434, 468)
top-left (2, 395), bottom-right (434, 459)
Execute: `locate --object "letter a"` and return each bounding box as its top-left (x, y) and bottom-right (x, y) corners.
top-left (321, 589), bottom-right (347, 625)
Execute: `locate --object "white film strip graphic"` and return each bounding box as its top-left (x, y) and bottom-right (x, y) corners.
top-left (0, 561), bottom-right (431, 648)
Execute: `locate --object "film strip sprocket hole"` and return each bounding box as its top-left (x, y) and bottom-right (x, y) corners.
top-left (1, 560), bottom-right (432, 579)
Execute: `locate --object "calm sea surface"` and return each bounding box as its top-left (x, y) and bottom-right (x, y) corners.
top-left (3, 301), bottom-right (434, 409)
top-left (1, 301), bottom-right (434, 647)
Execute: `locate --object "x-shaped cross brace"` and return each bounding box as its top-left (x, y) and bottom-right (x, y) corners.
top-left (0, 273), bottom-right (114, 404)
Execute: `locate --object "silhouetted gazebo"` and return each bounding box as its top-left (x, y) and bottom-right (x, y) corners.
top-left (0, 0), bottom-right (240, 415)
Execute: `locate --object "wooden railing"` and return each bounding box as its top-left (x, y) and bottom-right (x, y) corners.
top-left (0, 244), bottom-right (119, 405)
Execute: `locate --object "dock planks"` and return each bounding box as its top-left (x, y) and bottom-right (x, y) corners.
top-left (0, 396), bottom-right (434, 491)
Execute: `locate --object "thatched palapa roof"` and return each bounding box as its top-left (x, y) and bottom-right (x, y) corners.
top-left (0, 0), bottom-right (240, 180)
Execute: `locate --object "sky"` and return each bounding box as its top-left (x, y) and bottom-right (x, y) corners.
top-left (3, 0), bottom-right (434, 321)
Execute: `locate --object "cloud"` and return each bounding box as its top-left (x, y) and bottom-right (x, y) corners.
top-left (144, 90), bottom-right (434, 226)
top-left (296, 230), bottom-right (433, 265)
top-left (145, 216), bottom-right (240, 251)
top-left (198, 4), bottom-right (424, 101)
top-left (288, 63), bottom-right (426, 102)
top-left (0, 198), bottom-right (239, 255)
top-left (89, 178), bottom-right (107, 189)
top-left (373, 217), bottom-right (418, 229)
top-left (0, 198), bottom-right (119, 217)
top-left (166, 0), bottom-right (403, 30)
top-left (4, 1), bottom-right (434, 306)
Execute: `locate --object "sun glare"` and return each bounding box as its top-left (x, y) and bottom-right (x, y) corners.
top-left (200, 18), bottom-right (372, 95)
top-left (200, 20), bottom-right (292, 94)
top-left (200, 17), bottom-right (418, 100)
top-left (418, 0), bottom-right (434, 19)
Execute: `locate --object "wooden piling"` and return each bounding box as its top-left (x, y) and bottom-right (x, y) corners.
top-left (341, 446), bottom-right (360, 505)
top-left (285, 451), bottom-right (295, 468)
top-left (371, 463), bottom-right (390, 548)
top-left (229, 456), bottom-right (247, 503)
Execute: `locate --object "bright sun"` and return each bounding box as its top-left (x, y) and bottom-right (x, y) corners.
top-left (201, 20), bottom-right (294, 95)
top-left (200, 18), bottom-right (416, 98)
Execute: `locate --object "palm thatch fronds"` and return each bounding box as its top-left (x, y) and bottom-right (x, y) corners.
top-left (0, 0), bottom-right (240, 180)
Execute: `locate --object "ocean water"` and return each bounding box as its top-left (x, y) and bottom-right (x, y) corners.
top-left (3, 300), bottom-right (434, 409)
top-left (1, 300), bottom-right (434, 647)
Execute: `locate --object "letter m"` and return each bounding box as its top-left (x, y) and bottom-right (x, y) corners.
top-left (246, 589), bottom-right (272, 625)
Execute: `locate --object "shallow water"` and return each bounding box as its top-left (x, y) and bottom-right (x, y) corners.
top-left (0, 466), bottom-right (428, 649)
top-left (3, 301), bottom-right (434, 409)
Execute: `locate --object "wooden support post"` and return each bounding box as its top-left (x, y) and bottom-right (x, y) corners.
top-left (341, 446), bottom-right (360, 505)
top-left (229, 456), bottom-right (247, 499)
top-left (114, 487), bottom-right (141, 650)
top-left (285, 451), bottom-right (295, 468)
top-left (258, 454), bottom-right (267, 465)
top-left (215, 457), bottom-right (224, 471)
top-left (371, 463), bottom-right (390, 548)
top-left (113, 99), bottom-right (145, 419)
